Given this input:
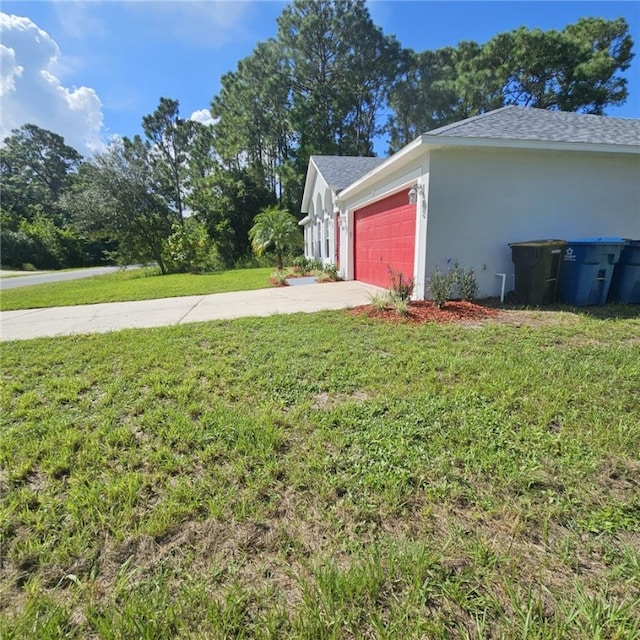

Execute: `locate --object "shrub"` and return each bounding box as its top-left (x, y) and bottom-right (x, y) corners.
top-left (271, 269), bottom-right (289, 286)
top-left (370, 292), bottom-right (391, 310)
top-left (291, 255), bottom-right (310, 273)
top-left (388, 267), bottom-right (414, 301)
top-left (290, 256), bottom-right (326, 274)
top-left (426, 260), bottom-right (479, 307)
top-left (233, 254), bottom-right (272, 269)
top-left (448, 260), bottom-right (479, 301)
top-left (163, 219), bottom-right (220, 274)
top-left (0, 230), bottom-right (39, 268)
top-left (456, 266), bottom-right (478, 301)
top-left (323, 263), bottom-right (340, 280)
top-left (426, 266), bottom-right (455, 309)
top-left (17, 214), bottom-right (71, 269)
top-left (390, 295), bottom-right (410, 317)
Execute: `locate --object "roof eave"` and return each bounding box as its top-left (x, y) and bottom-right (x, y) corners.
top-left (300, 158), bottom-right (320, 214)
top-left (335, 136), bottom-right (424, 203)
top-left (336, 134), bottom-right (639, 204)
top-left (422, 135), bottom-right (640, 155)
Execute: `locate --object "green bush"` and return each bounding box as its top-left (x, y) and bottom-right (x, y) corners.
top-left (449, 260), bottom-right (479, 301)
top-left (0, 230), bottom-right (39, 268)
top-left (291, 255), bottom-right (308, 272)
top-left (323, 263), bottom-right (340, 280)
top-left (426, 260), bottom-right (479, 307)
top-left (271, 269), bottom-right (289, 286)
top-left (163, 219), bottom-right (221, 274)
top-left (6, 213), bottom-right (91, 269)
top-left (290, 255), bottom-right (326, 274)
top-left (426, 266), bottom-right (455, 309)
top-left (370, 292), bottom-right (391, 310)
top-left (456, 265), bottom-right (478, 301)
top-left (390, 295), bottom-right (410, 317)
top-left (233, 254), bottom-right (273, 269)
top-left (388, 267), bottom-right (414, 301)
top-left (19, 214), bottom-right (67, 269)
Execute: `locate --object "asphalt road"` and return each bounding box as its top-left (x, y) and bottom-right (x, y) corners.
top-left (0, 266), bottom-right (135, 290)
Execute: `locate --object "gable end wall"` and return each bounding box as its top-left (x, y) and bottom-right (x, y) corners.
top-left (426, 148), bottom-right (640, 298)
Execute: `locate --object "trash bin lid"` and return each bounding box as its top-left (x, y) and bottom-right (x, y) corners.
top-left (567, 237), bottom-right (626, 245)
top-left (509, 239), bottom-right (567, 247)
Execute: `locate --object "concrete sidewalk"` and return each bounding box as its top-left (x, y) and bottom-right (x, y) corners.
top-left (0, 281), bottom-right (383, 341)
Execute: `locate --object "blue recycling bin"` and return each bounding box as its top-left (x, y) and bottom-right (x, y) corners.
top-left (558, 237), bottom-right (626, 306)
top-left (609, 239), bottom-right (640, 304)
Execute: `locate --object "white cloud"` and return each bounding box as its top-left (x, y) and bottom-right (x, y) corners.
top-left (52, 1), bottom-right (106, 40)
top-left (0, 12), bottom-right (105, 156)
top-left (0, 43), bottom-right (23, 96)
top-left (189, 108), bottom-right (217, 126)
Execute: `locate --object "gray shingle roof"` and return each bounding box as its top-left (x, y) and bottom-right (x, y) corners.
top-left (311, 155), bottom-right (386, 191)
top-left (427, 106), bottom-right (640, 146)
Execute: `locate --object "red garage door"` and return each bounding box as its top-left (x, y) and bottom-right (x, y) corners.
top-left (354, 190), bottom-right (416, 288)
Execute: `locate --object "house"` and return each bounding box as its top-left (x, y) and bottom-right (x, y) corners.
top-left (299, 106), bottom-right (640, 299)
top-left (299, 155), bottom-right (386, 265)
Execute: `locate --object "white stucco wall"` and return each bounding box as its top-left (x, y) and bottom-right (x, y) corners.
top-left (425, 148), bottom-right (640, 298)
top-left (301, 168), bottom-right (337, 266)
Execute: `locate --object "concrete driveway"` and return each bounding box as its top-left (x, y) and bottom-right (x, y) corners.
top-left (0, 281), bottom-right (383, 341)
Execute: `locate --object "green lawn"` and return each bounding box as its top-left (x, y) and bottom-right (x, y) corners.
top-left (0, 267), bottom-right (274, 311)
top-left (1, 309), bottom-right (639, 638)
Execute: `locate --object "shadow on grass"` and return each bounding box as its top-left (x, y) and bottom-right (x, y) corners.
top-left (481, 297), bottom-right (640, 320)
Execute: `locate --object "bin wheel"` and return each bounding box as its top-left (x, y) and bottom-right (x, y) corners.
top-left (505, 290), bottom-right (520, 304)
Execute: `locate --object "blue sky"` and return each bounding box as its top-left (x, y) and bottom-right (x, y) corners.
top-left (1, 1), bottom-right (639, 157)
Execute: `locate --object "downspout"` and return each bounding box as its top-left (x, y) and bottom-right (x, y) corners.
top-left (495, 273), bottom-right (507, 303)
top-left (494, 272), bottom-right (515, 303)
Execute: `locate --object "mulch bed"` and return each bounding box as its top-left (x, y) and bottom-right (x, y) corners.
top-left (350, 300), bottom-right (502, 325)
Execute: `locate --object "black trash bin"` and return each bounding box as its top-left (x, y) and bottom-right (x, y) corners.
top-left (509, 240), bottom-right (567, 305)
top-left (609, 239), bottom-right (640, 304)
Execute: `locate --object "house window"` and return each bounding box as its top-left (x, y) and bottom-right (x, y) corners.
top-left (325, 221), bottom-right (330, 260)
top-left (316, 220), bottom-right (322, 259)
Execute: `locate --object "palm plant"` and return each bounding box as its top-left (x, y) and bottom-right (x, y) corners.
top-left (249, 206), bottom-right (303, 270)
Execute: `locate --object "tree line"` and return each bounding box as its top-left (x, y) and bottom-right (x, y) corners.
top-left (1, 0), bottom-right (633, 272)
